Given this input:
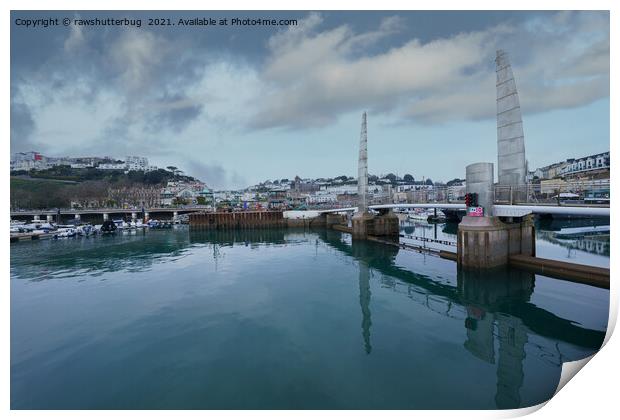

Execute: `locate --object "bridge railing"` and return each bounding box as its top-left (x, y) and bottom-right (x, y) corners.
top-left (494, 180), bottom-right (610, 204)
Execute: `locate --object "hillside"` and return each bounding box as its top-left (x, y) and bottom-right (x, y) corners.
top-left (10, 167), bottom-right (198, 210)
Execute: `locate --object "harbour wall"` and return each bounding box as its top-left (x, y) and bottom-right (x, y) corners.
top-left (189, 211), bottom-right (287, 229)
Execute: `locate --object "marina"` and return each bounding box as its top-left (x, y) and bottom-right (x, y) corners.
top-left (10, 221), bottom-right (609, 409)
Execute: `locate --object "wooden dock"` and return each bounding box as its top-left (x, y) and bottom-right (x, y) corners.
top-left (508, 254), bottom-right (609, 289)
top-left (10, 232), bottom-right (55, 242)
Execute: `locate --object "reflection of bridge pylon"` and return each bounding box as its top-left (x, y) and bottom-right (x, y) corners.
top-left (495, 314), bottom-right (527, 409)
top-left (359, 260), bottom-right (372, 354)
top-left (460, 269), bottom-right (532, 409)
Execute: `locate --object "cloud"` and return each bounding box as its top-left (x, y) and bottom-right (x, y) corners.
top-left (250, 11), bottom-right (609, 128)
top-left (10, 100), bottom-right (37, 152)
top-left (185, 160), bottom-right (247, 190)
top-left (9, 11), bottom-right (609, 187)
top-left (64, 16), bottom-right (85, 52)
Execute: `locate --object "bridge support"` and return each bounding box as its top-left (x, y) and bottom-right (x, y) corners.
top-left (74, 214), bottom-right (81, 222)
top-left (352, 210), bottom-right (399, 240)
top-left (103, 213), bottom-right (109, 221)
top-left (33, 215), bottom-right (40, 222)
top-left (144, 212), bottom-right (150, 222)
top-left (46, 215), bottom-right (53, 223)
top-left (326, 213), bottom-right (346, 228)
top-left (457, 216), bottom-right (535, 269)
top-left (131, 212), bottom-right (137, 221)
top-left (466, 162), bottom-right (494, 214)
top-left (173, 211), bottom-right (179, 222)
top-left (352, 212), bottom-right (374, 239)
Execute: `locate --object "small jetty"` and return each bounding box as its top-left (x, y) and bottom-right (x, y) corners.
top-left (10, 232), bottom-right (55, 242)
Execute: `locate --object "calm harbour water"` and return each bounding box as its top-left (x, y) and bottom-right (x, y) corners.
top-left (11, 223), bottom-right (609, 409)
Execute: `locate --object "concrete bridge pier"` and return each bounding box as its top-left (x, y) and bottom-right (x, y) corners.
top-left (144, 212), bottom-right (150, 222)
top-left (352, 212), bottom-right (374, 239)
top-left (173, 211), bottom-right (179, 222)
top-left (326, 213), bottom-right (346, 228)
top-left (457, 216), bottom-right (535, 269)
top-left (74, 214), bottom-right (81, 222)
top-left (103, 213), bottom-right (109, 221)
top-left (131, 212), bottom-right (137, 221)
top-left (33, 215), bottom-right (41, 222)
top-left (46, 215), bottom-right (53, 223)
top-left (352, 210), bottom-right (399, 240)
top-left (458, 162), bottom-right (535, 269)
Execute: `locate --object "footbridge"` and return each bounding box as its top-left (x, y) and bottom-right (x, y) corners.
top-left (318, 203), bottom-right (610, 218)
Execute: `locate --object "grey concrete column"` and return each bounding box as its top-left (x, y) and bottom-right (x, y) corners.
top-left (46, 215), bottom-right (53, 222)
top-left (466, 162), bottom-right (494, 216)
top-left (103, 213), bottom-right (109, 221)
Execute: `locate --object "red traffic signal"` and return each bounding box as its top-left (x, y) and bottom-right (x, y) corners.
top-left (465, 193), bottom-right (479, 207)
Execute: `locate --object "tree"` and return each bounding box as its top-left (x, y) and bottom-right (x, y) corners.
top-left (403, 174), bottom-right (414, 183)
top-left (385, 173), bottom-right (397, 183)
top-left (166, 166), bottom-right (177, 172)
top-left (172, 197), bottom-right (188, 206)
top-left (425, 178), bottom-right (434, 185)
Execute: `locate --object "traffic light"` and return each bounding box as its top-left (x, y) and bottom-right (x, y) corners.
top-left (465, 193), bottom-right (479, 207)
top-left (465, 193), bottom-right (472, 207)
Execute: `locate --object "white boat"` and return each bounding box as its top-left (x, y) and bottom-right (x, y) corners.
top-left (407, 211), bottom-right (432, 221)
top-left (55, 228), bottom-right (77, 238)
top-left (554, 225), bottom-right (610, 238)
top-left (131, 221), bottom-right (147, 229)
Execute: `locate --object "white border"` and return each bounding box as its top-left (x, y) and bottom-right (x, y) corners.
top-left (2, 1), bottom-right (617, 419)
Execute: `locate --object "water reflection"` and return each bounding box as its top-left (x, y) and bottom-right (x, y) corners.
top-left (398, 218), bottom-right (610, 264)
top-left (189, 227), bottom-right (290, 246)
top-left (10, 228), bottom-right (192, 281)
top-left (11, 226), bottom-right (607, 409)
top-left (318, 230), bottom-right (605, 409)
top-left (458, 269), bottom-right (534, 408)
top-left (537, 230), bottom-right (609, 256)
top-left (358, 260), bottom-right (372, 354)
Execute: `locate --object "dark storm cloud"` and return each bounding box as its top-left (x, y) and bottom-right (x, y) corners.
top-left (147, 93), bottom-right (205, 133)
top-left (10, 101), bottom-right (37, 152)
top-left (185, 160), bottom-right (247, 190)
top-left (9, 10), bottom-right (551, 148)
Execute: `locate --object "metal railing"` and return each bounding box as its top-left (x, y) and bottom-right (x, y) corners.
top-left (494, 180), bottom-right (610, 205)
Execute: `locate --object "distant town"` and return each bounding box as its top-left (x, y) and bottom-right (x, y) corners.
top-left (10, 150), bottom-right (610, 211)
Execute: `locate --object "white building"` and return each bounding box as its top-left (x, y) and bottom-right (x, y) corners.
top-left (319, 184), bottom-right (357, 195)
top-left (559, 152), bottom-right (609, 177)
top-left (98, 163), bottom-right (127, 170)
top-left (447, 184), bottom-right (466, 201)
top-left (10, 151), bottom-right (50, 171)
top-left (125, 156), bottom-right (157, 172)
top-left (307, 192), bottom-right (337, 204)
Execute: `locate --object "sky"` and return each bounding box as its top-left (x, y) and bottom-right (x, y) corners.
top-left (10, 10), bottom-right (610, 189)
